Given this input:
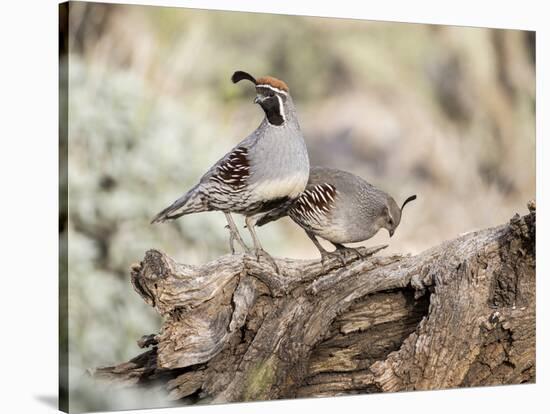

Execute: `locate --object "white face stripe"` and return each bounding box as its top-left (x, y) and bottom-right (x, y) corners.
top-left (256, 84), bottom-right (288, 96)
top-left (275, 94), bottom-right (286, 123)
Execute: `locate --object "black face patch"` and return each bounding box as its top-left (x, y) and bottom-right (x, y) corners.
top-left (259, 95), bottom-right (285, 126)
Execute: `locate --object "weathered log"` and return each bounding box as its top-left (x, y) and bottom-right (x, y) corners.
top-left (93, 202), bottom-right (535, 403)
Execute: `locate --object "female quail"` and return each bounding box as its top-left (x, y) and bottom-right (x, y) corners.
top-left (152, 71), bottom-right (310, 268)
top-left (257, 167), bottom-right (416, 262)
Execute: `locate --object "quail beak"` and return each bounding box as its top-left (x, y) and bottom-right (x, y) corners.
top-left (389, 229), bottom-right (395, 238)
top-left (254, 95), bottom-right (262, 104)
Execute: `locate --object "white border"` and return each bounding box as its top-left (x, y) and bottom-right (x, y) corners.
top-left (0, 1), bottom-right (546, 413)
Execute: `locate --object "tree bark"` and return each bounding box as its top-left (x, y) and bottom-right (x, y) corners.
top-left (93, 202), bottom-right (535, 403)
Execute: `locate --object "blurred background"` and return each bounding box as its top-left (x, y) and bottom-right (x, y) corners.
top-left (60, 2), bottom-right (535, 411)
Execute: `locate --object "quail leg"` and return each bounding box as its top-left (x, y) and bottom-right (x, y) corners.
top-left (305, 232), bottom-right (346, 267)
top-left (224, 212), bottom-right (250, 254)
top-left (332, 243), bottom-right (364, 262)
top-left (245, 216), bottom-right (280, 273)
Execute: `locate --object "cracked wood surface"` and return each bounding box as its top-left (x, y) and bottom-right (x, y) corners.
top-left (93, 203), bottom-right (535, 403)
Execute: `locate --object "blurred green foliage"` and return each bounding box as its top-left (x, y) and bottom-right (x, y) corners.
top-left (63, 3), bottom-right (535, 411)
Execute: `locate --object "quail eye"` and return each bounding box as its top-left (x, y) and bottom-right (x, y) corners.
top-left (266, 90), bottom-right (274, 97)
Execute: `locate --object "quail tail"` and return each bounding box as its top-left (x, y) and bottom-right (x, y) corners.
top-left (255, 199), bottom-right (294, 227)
top-left (151, 185), bottom-right (204, 224)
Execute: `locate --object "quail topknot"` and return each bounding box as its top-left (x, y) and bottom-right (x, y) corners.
top-left (151, 71), bottom-right (310, 269)
top-left (256, 167), bottom-right (416, 263)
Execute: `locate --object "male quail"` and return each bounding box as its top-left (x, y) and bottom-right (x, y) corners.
top-left (257, 167), bottom-right (416, 262)
top-left (152, 71), bottom-right (310, 268)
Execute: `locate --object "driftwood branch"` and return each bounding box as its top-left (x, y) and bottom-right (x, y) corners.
top-left (93, 202), bottom-right (535, 403)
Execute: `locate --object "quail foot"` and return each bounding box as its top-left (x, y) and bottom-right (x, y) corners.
top-left (152, 71), bottom-right (310, 271)
top-left (256, 167), bottom-right (416, 265)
